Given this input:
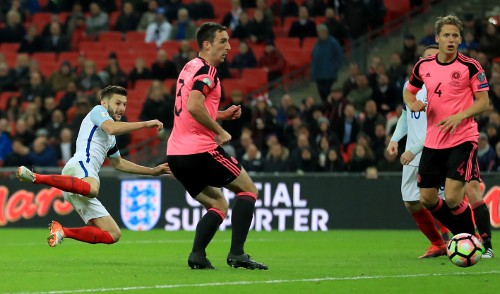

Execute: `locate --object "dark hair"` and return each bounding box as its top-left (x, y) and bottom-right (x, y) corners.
top-left (196, 22), bottom-right (227, 50)
top-left (424, 44), bottom-right (439, 51)
top-left (100, 85), bottom-right (127, 100)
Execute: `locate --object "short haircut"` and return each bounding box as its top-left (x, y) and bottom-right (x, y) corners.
top-left (435, 15), bottom-right (463, 35)
top-left (100, 85), bottom-right (127, 101)
top-left (195, 22), bottom-right (227, 50)
top-left (424, 44), bottom-right (439, 51)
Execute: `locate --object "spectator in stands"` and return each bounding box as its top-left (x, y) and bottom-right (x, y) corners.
top-left (230, 41), bottom-right (257, 71)
top-left (346, 74), bottom-right (372, 112)
top-left (0, 62), bottom-right (16, 92)
top-left (0, 9), bottom-right (26, 43)
top-left (235, 130), bottom-right (254, 161)
top-left (20, 72), bottom-right (52, 103)
top-left (86, 2), bottom-right (109, 41)
top-left (366, 0), bottom-right (385, 32)
top-left (262, 141), bottom-right (291, 172)
top-left (476, 52), bottom-right (492, 79)
top-left (255, 0), bottom-right (274, 27)
top-left (137, 0), bottom-right (159, 31)
top-left (65, 3), bottom-right (85, 35)
top-left (222, 0), bottom-right (243, 31)
top-left (43, 22), bottom-right (71, 53)
top-left (371, 122), bottom-right (387, 161)
top-left (114, 1), bottom-right (140, 33)
top-left (419, 23), bottom-right (436, 46)
top-left (323, 147), bottom-right (345, 172)
top-left (222, 90), bottom-right (253, 140)
top-left (387, 52), bottom-right (406, 92)
top-left (18, 24), bottom-right (44, 54)
top-left (332, 104), bottom-right (359, 149)
top-left (310, 24), bottom-right (343, 103)
top-left (172, 40), bottom-right (194, 72)
top-left (315, 116), bottom-right (339, 147)
top-left (55, 127), bottom-right (76, 165)
top-left (22, 135), bottom-right (58, 167)
top-left (188, 0), bottom-right (214, 21)
top-left (400, 34), bottom-right (417, 66)
top-left (478, 132), bottom-right (496, 171)
top-left (231, 11), bottom-right (252, 41)
top-left (139, 82), bottom-right (175, 129)
top-left (42, 13), bottom-right (66, 37)
top-left (248, 9), bottom-right (274, 44)
top-left (344, 0), bottom-right (369, 39)
top-left (342, 62), bottom-right (361, 97)
top-left (324, 86), bottom-right (347, 122)
top-left (12, 55), bottom-right (30, 88)
top-left (479, 22), bottom-right (500, 60)
top-left (69, 96), bottom-right (91, 134)
top-left (76, 60), bottom-right (104, 91)
top-left (371, 73), bottom-right (398, 116)
top-left (272, 0), bottom-right (299, 25)
top-left (48, 61), bottom-right (75, 92)
top-left (13, 117), bottom-right (35, 146)
top-left (145, 7), bottom-right (172, 47)
top-left (129, 57), bottom-right (152, 85)
top-left (302, 0), bottom-right (326, 17)
top-left (102, 63), bottom-right (128, 88)
top-left (347, 143), bottom-right (375, 172)
top-left (0, 118), bottom-right (13, 163)
top-left (3, 138), bottom-right (30, 167)
top-left (169, 8), bottom-right (197, 40)
top-left (165, 0), bottom-right (186, 23)
top-left (69, 14), bottom-right (87, 51)
top-left (257, 40), bottom-right (286, 82)
top-left (46, 109), bottom-right (67, 144)
top-left (241, 143), bottom-right (264, 173)
top-left (251, 96), bottom-right (277, 149)
top-left (40, 96), bottom-right (57, 127)
top-left (4, 95), bottom-right (22, 123)
top-left (377, 148), bottom-right (402, 172)
top-left (57, 81), bottom-right (78, 114)
top-left (151, 49), bottom-right (178, 80)
top-left (288, 6), bottom-right (317, 42)
top-left (276, 93), bottom-right (294, 126)
top-left (323, 7), bottom-right (348, 48)
top-left (459, 31), bottom-right (479, 55)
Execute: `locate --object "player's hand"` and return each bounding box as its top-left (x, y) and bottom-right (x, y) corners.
top-left (152, 163), bottom-right (170, 176)
top-left (224, 105), bottom-right (242, 120)
top-left (409, 100), bottom-right (427, 112)
top-left (437, 114), bottom-right (463, 134)
top-left (145, 119), bottom-right (163, 131)
top-left (387, 141), bottom-right (398, 155)
top-left (400, 151), bottom-right (415, 165)
top-left (215, 130), bottom-right (231, 145)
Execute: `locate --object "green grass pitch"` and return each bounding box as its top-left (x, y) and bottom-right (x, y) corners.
top-left (0, 229), bottom-right (499, 293)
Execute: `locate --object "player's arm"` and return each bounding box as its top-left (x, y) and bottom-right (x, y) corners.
top-left (387, 109), bottom-right (408, 155)
top-left (109, 156), bottom-right (169, 176)
top-left (437, 91), bottom-right (489, 134)
top-left (187, 90), bottom-right (231, 145)
top-left (100, 120), bottom-right (163, 136)
top-left (217, 105), bottom-right (242, 121)
top-left (403, 64), bottom-right (426, 112)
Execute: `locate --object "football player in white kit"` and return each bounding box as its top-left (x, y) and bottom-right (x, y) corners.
top-left (17, 85), bottom-right (169, 247)
top-left (388, 45), bottom-right (493, 258)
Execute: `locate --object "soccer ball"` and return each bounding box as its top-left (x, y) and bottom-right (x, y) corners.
top-left (446, 233), bottom-right (484, 267)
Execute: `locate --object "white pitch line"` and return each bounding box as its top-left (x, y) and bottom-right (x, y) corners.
top-left (6, 270), bottom-right (500, 294)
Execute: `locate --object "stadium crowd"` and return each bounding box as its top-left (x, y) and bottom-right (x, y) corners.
top-left (0, 0), bottom-right (499, 175)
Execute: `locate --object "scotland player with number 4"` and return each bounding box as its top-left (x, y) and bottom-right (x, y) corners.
top-left (17, 85), bottom-right (169, 247)
top-left (403, 16), bottom-right (490, 244)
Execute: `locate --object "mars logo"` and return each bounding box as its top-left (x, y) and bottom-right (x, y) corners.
top-left (483, 186), bottom-right (500, 228)
top-left (121, 180), bottom-right (161, 231)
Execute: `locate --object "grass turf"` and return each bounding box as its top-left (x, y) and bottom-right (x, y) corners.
top-left (0, 229), bottom-right (498, 293)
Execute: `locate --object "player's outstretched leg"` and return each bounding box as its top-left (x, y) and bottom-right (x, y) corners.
top-left (471, 200), bottom-right (494, 258)
top-left (17, 166), bottom-right (92, 196)
top-left (409, 208), bottom-right (446, 258)
top-left (227, 192), bottom-right (268, 270)
top-left (47, 220), bottom-right (117, 247)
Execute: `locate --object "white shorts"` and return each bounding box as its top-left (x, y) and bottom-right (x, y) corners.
top-left (62, 160), bottom-right (109, 224)
top-left (401, 165), bottom-right (445, 202)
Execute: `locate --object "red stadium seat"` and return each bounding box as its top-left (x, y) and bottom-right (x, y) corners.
top-left (160, 41), bottom-right (181, 58)
top-left (31, 52), bottom-right (57, 64)
top-left (134, 79), bottom-right (153, 94)
top-left (0, 43), bottom-right (20, 53)
top-left (109, 11), bottom-right (120, 30)
top-left (221, 79), bottom-right (249, 101)
top-left (38, 62), bottom-right (59, 78)
top-left (249, 44), bottom-right (265, 60)
top-left (274, 37), bottom-right (301, 53)
top-left (79, 41), bottom-right (106, 53)
top-left (302, 37), bottom-right (317, 53)
top-left (58, 52), bottom-right (79, 65)
top-left (163, 79), bottom-right (177, 95)
top-left (31, 13), bottom-right (52, 30)
top-left (241, 68), bottom-right (268, 92)
top-left (99, 31), bottom-right (123, 42)
top-left (279, 47), bottom-right (311, 73)
top-left (125, 31), bottom-right (146, 43)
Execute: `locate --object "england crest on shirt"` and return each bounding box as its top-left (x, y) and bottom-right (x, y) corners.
top-left (121, 179), bottom-right (161, 231)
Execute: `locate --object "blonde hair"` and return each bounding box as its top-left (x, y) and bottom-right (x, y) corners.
top-left (435, 15), bottom-right (463, 35)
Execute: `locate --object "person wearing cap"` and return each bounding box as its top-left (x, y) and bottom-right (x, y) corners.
top-left (145, 7), bottom-right (172, 47)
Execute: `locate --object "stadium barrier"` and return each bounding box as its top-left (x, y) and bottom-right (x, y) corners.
top-left (1, 173), bottom-right (500, 230)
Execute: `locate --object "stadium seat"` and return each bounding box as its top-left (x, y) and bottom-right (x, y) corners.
top-left (108, 11), bottom-right (120, 30)
top-left (221, 79), bottom-right (249, 101)
top-left (134, 79), bottom-right (153, 94)
top-left (31, 52), bottom-right (57, 64)
top-left (163, 79), bottom-right (177, 95)
top-left (100, 31), bottom-right (123, 42)
top-left (211, 0), bottom-right (231, 19)
top-left (279, 47), bottom-right (311, 73)
top-left (384, 0), bottom-right (411, 28)
top-left (301, 37), bottom-right (317, 53)
top-left (38, 62), bottom-right (59, 78)
top-left (79, 41), bottom-right (106, 53)
top-left (250, 44), bottom-right (265, 60)
top-left (0, 43), bottom-right (20, 53)
top-left (160, 41), bottom-right (181, 58)
top-left (274, 37), bottom-right (301, 53)
top-left (241, 68), bottom-right (268, 93)
top-left (58, 52), bottom-right (79, 65)
top-left (125, 31), bottom-right (146, 43)
top-left (31, 13), bottom-right (52, 30)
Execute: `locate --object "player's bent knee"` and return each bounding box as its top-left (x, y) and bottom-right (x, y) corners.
top-left (109, 229), bottom-right (121, 243)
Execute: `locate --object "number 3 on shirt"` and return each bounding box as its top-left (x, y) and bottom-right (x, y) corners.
top-left (174, 79), bottom-right (185, 116)
top-left (434, 82), bottom-right (442, 97)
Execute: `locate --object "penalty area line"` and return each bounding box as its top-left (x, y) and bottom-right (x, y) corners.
top-left (8, 270), bottom-right (500, 294)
